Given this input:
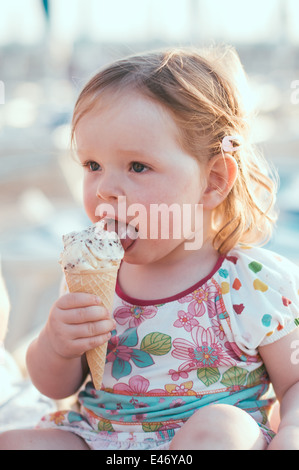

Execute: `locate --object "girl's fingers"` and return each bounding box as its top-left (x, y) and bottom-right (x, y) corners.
top-left (57, 292), bottom-right (102, 310)
top-left (68, 318), bottom-right (116, 340)
top-left (71, 333), bottom-right (112, 356)
top-left (49, 293), bottom-right (115, 357)
top-left (62, 305), bottom-right (110, 324)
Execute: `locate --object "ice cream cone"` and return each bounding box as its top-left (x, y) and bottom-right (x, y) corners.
top-left (59, 223), bottom-right (124, 390)
top-left (65, 265), bottom-right (120, 389)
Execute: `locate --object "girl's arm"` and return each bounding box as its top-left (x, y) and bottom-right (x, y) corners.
top-left (26, 292), bottom-right (115, 400)
top-left (26, 326), bottom-right (89, 400)
top-left (259, 328), bottom-right (299, 450)
top-left (268, 381), bottom-right (299, 450)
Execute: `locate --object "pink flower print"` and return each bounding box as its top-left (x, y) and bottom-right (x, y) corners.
top-left (114, 301), bottom-right (158, 328)
top-left (170, 398), bottom-right (186, 408)
top-left (129, 397), bottom-right (139, 406)
top-left (114, 375), bottom-right (150, 394)
top-left (172, 326), bottom-right (236, 371)
top-left (211, 318), bottom-right (225, 340)
top-left (107, 335), bottom-right (132, 363)
top-left (131, 401), bottom-right (149, 423)
top-left (178, 282), bottom-right (218, 318)
top-left (169, 369), bottom-right (189, 381)
top-left (107, 409), bottom-right (119, 416)
top-left (173, 309), bottom-right (199, 332)
top-left (132, 411), bottom-right (148, 423)
top-left (114, 375), bottom-right (165, 395)
top-left (224, 341), bottom-right (260, 364)
top-left (106, 328), bottom-right (154, 380)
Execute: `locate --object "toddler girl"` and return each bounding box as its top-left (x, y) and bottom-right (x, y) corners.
top-left (1, 46), bottom-right (298, 450)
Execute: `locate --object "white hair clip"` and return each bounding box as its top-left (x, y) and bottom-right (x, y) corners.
top-left (221, 135), bottom-right (243, 153)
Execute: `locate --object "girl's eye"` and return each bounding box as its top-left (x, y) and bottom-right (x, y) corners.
top-left (84, 161), bottom-right (100, 172)
top-left (131, 162), bottom-right (148, 173)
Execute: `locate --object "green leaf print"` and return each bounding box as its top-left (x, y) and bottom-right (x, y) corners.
top-left (142, 422), bottom-right (163, 432)
top-left (247, 364), bottom-right (266, 387)
top-left (98, 419), bottom-right (114, 432)
top-left (140, 332), bottom-right (172, 356)
top-left (197, 367), bottom-right (220, 387)
top-left (220, 366), bottom-right (247, 387)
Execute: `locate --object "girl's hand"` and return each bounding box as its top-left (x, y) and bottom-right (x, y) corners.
top-left (46, 293), bottom-right (115, 359)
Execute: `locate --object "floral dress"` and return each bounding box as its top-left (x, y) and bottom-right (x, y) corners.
top-left (38, 245), bottom-right (299, 449)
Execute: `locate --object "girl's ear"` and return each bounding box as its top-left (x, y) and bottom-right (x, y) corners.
top-left (200, 154), bottom-right (238, 210)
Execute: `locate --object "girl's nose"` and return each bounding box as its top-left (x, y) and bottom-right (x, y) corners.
top-left (96, 171), bottom-right (124, 201)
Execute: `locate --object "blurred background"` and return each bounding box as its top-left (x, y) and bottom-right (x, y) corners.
top-left (0, 0), bottom-right (298, 354)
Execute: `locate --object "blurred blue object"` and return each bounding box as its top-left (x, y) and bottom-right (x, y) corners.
top-left (41, 0), bottom-right (50, 21)
top-left (266, 164), bottom-right (299, 264)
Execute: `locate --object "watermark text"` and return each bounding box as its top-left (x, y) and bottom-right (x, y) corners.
top-left (291, 340), bottom-right (299, 365)
top-left (95, 197), bottom-right (204, 250)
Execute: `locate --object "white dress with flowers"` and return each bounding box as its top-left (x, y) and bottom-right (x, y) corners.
top-left (38, 245), bottom-right (299, 450)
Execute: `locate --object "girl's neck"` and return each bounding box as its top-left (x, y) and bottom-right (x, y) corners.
top-left (118, 239), bottom-right (220, 302)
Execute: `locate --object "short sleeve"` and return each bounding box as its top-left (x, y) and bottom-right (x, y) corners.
top-left (219, 246), bottom-right (299, 355)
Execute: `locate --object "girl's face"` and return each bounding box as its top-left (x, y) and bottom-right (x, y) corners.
top-left (75, 90), bottom-right (207, 266)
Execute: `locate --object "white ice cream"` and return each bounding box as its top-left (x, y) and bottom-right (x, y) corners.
top-left (59, 222), bottom-right (124, 272)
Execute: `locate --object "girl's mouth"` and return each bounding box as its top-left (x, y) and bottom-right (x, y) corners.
top-left (103, 218), bottom-right (138, 251)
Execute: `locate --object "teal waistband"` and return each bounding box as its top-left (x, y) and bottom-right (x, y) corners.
top-left (79, 382), bottom-right (274, 425)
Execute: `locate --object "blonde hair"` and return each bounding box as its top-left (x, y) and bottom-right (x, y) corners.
top-left (71, 45), bottom-right (278, 255)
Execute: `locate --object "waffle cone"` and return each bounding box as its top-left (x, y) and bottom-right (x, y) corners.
top-left (64, 264), bottom-right (120, 389)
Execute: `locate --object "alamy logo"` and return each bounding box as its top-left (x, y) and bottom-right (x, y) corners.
top-left (291, 340), bottom-right (299, 365)
top-left (0, 81), bottom-right (4, 104)
top-left (95, 196), bottom-right (204, 250)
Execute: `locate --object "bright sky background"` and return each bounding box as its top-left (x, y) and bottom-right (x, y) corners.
top-left (0, 0), bottom-right (299, 45)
